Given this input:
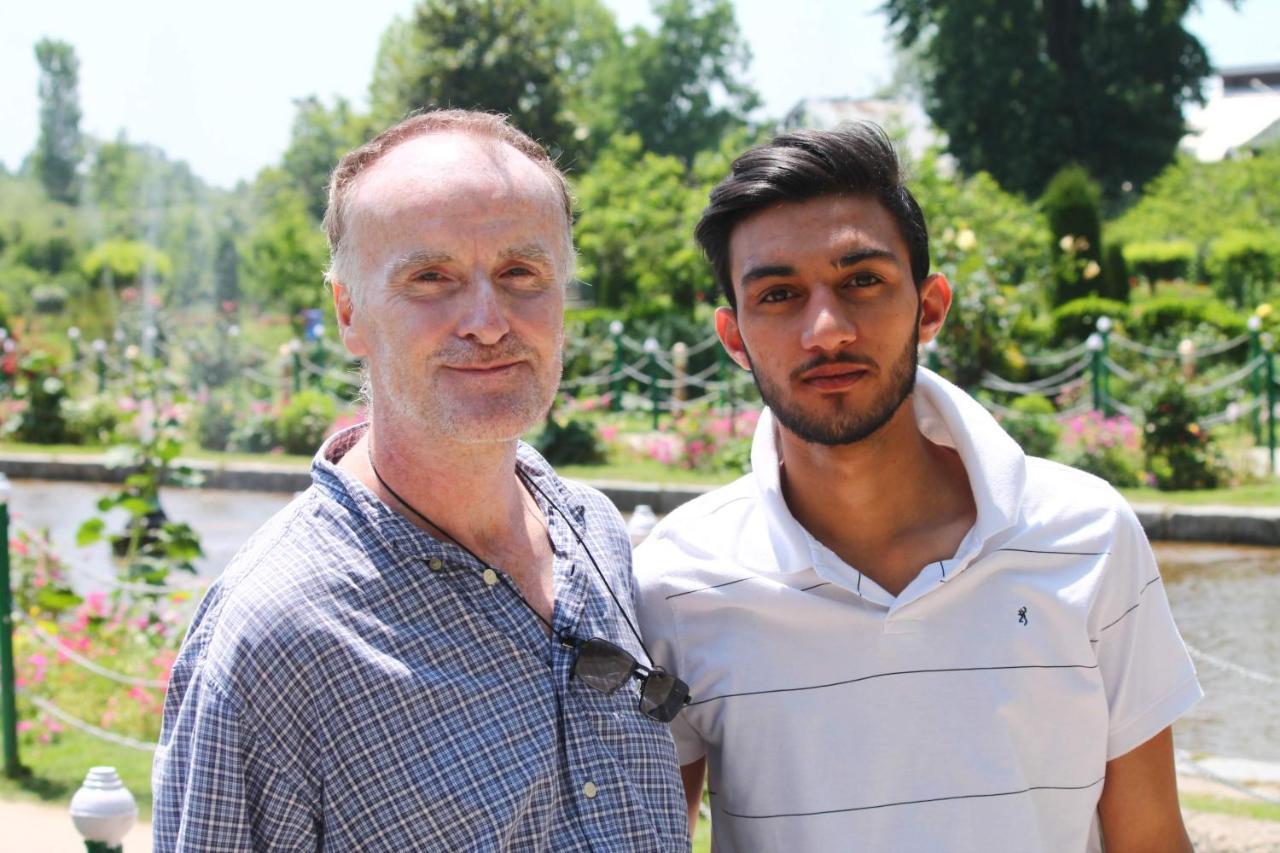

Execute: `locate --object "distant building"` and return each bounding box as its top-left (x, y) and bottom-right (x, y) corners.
top-left (1182, 63), bottom-right (1280, 161)
top-left (780, 96), bottom-right (946, 165)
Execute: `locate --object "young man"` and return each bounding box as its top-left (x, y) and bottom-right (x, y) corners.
top-left (153, 111), bottom-right (689, 851)
top-left (633, 123), bottom-right (1200, 852)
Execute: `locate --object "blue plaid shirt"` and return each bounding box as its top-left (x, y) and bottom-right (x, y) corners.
top-left (153, 425), bottom-right (689, 851)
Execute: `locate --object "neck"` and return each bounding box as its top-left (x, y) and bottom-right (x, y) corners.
top-left (341, 414), bottom-right (531, 549)
top-left (776, 397), bottom-right (975, 592)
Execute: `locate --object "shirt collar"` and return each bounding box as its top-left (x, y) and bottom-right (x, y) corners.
top-left (749, 366), bottom-right (1026, 576)
top-left (310, 422), bottom-right (587, 564)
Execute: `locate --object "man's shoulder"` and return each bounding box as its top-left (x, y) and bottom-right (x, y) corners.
top-left (187, 488), bottom-right (376, 687)
top-left (1013, 455), bottom-right (1143, 547)
top-left (633, 474), bottom-right (760, 590)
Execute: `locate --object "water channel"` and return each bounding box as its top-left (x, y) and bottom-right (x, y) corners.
top-left (8, 479), bottom-right (1279, 765)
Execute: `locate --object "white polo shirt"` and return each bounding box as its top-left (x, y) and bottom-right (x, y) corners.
top-left (634, 368), bottom-right (1201, 853)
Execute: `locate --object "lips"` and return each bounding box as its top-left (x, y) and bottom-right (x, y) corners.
top-left (444, 360), bottom-right (524, 375)
top-left (796, 361), bottom-right (871, 392)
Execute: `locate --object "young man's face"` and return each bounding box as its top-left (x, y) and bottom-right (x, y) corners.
top-left (715, 194), bottom-right (949, 446)
top-left (333, 131), bottom-right (568, 444)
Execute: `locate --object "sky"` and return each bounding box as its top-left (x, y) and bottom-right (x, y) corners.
top-left (2, 0), bottom-right (1278, 190)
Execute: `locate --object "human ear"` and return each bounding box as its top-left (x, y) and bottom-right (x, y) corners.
top-left (917, 273), bottom-right (952, 346)
top-left (332, 281), bottom-right (368, 357)
top-left (715, 306), bottom-right (752, 370)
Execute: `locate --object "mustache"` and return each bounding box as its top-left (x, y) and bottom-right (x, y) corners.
top-left (789, 352), bottom-right (876, 381)
top-left (433, 336), bottom-right (537, 368)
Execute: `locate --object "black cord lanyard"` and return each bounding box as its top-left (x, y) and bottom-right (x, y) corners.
top-left (366, 447), bottom-right (657, 667)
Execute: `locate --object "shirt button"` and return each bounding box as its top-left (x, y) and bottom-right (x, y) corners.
top-left (582, 781), bottom-right (598, 799)
top-left (482, 568), bottom-right (499, 586)
top-left (428, 558), bottom-right (444, 572)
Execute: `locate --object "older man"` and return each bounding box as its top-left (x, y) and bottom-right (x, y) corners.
top-left (153, 110), bottom-right (689, 851)
top-left (634, 123), bottom-right (1200, 852)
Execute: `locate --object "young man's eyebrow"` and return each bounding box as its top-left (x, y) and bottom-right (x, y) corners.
top-left (740, 264), bottom-right (795, 287)
top-left (835, 247), bottom-right (896, 268)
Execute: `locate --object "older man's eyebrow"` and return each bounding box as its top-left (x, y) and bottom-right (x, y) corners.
top-left (498, 243), bottom-right (556, 267)
top-left (386, 249), bottom-right (453, 280)
top-left (836, 247), bottom-right (896, 267)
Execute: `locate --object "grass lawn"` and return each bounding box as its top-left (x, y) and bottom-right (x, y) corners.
top-left (0, 730), bottom-right (155, 821)
top-left (1180, 792), bottom-right (1280, 823)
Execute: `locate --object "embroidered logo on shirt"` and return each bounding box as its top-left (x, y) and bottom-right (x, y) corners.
top-left (1018, 606), bottom-right (1029, 626)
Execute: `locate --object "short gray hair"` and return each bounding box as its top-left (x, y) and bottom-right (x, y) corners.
top-left (323, 109), bottom-right (574, 289)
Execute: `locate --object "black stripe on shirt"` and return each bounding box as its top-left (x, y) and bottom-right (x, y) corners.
top-left (665, 576), bottom-right (755, 600)
top-left (1090, 575), bottom-right (1162, 641)
top-left (715, 776), bottom-right (1106, 820)
top-left (688, 662), bottom-right (1099, 707)
top-left (997, 547), bottom-right (1111, 557)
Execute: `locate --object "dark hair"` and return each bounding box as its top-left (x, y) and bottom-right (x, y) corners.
top-left (694, 122), bottom-right (930, 309)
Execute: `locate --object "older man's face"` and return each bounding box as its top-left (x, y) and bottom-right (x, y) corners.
top-left (335, 132), bottom-right (568, 443)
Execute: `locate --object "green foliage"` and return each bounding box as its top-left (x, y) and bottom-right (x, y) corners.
top-left (1101, 241), bottom-right (1129, 303)
top-left (277, 389), bottom-right (337, 455)
top-left (1051, 296), bottom-right (1128, 343)
top-left (885, 0), bottom-right (1211, 198)
top-left (1127, 295), bottom-right (1246, 343)
top-left (33, 39), bottom-right (83, 204)
top-left (194, 397), bottom-right (238, 451)
top-left (533, 416), bottom-right (607, 465)
top-left (8, 351), bottom-right (71, 443)
top-left (281, 96), bottom-right (368, 221)
top-left (1042, 166), bottom-right (1104, 305)
top-left (1141, 380), bottom-right (1224, 491)
top-left (82, 240), bottom-right (173, 289)
top-left (242, 179), bottom-right (329, 319)
top-left (1124, 240), bottom-right (1196, 284)
top-left (1109, 149), bottom-right (1280, 249)
top-left (74, 363), bottom-right (205, 583)
top-left (213, 231), bottom-right (241, 306)
top-left (999, 394), bottom-right (1061, 458)
top-left (573, 133), bottom-right (723, 311)
top-left (1205, 230), bottom-right (1279, 308)
top-left (32, 283), bottom-right (68, 314)
top-left (369, 0), bottom-right (605, 157)
top-left (63, 394), bottom-right (122, 445)
top-left (585, 0), bottom-right (759, 163)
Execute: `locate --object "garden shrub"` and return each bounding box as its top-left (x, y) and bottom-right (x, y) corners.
top-left (1205, 230), bottom-right (1280, 308)
top-left (10, 351), bottom-right (70, 443)
top-left (534, 417), bottom-right (607, 466)
top-left (32, 283), bottom-right (68, 314)
top-left (64, 395), bottom-right (122, 445)
top-left (1058, 411), bottom-right (1143, 488)
top-left (1141, 380), bottom-right (1225, 491)
top-left (1123, 240), bottom-right (1196, 284)
top-left (195, 397), bottom-right (238, 451)
top-left (999, 395), bottom-right (1061, 458)
top-left (276, 390), bottom-right (337, 455)
top-left (1127, 295), bottom-right (1247, 343)
top-left (1101, 241), bottom-right (1129, 303)
top-left (1041, 165), bottom-right (1103, 306)
top-left (1051, 296), bottom-right (1129, 343)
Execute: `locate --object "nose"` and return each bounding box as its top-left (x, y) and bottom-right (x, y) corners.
top-left (799, 289), bottom-right (857, 353)
top-left (456, 275), bottom-right (511, 346)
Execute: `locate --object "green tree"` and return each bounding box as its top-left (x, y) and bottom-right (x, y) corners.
top-left (33, 38), bottom-right (84, 204)
top-left (213, 230), bottom-right (241, 306)
top-left (368, 0), bottom-right (616, 157)
top-left (585, 0), bottom-right (759, 164)
top-left (885, 0), bottom-right (1214, 198)
top-left (281, 96), bottom-right (368, 221)
top-left (1041, 165), bottom-right (1104, 304)
top-left (243, 173), bottom-right (329, 321)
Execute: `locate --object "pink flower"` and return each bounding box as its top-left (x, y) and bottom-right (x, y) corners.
top-left (17, 721), bottom-right (32, 734)
top-left (600, 425), bottom-right (619, 443)
top-left (86, 591), bottom-right (109, 617)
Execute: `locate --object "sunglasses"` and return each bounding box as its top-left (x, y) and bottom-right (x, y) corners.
top-left (562, 635), bottom-right (691, 723)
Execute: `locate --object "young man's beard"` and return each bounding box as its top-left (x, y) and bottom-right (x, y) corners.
top-left (743, 320), bottom-right (919, 447)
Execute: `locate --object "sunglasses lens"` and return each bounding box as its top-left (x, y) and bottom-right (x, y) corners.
top-left (639, 669), bottom-right (690, 723)
top-left (573, 638), bottom-right (635, 694)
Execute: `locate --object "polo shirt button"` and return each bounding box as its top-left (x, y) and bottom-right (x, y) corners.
top-left (428, 558), bottom-right (444, 572)
top-left (482, 568), bottom-right (499, 586)
top-left (582, 781), bottom-right (598, 799)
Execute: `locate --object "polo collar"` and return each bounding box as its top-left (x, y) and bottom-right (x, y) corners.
top-left (749, 367), bottom-right (1026, 578)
